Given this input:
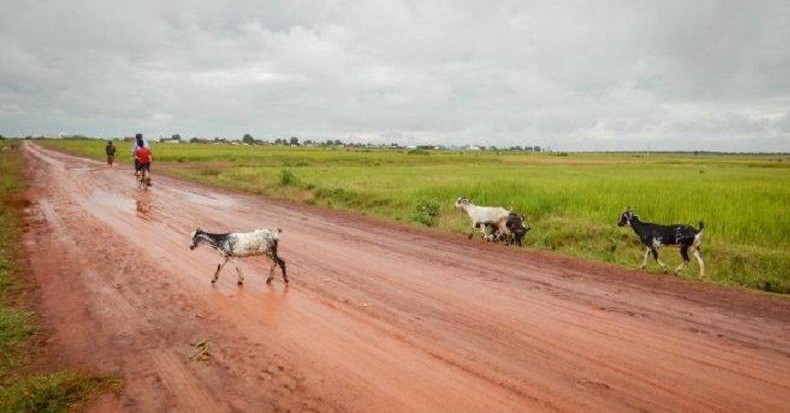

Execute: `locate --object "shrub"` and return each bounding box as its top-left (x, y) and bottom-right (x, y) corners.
top-left (279, 169), bottom-right (297, 186)
top-left (412, 198), bottom-right (440, 227)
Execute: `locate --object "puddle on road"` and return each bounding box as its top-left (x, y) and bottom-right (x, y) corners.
top-left (88, 189), bottom-right (133, 212)
top-left (167, 187), bottom-right (236, 208)
top-left (135, 193), bottom-right (154, 220)
top-left (86, 188), bottom-right (156, 221)
top-left (208, 281), bottom-right (292, 328)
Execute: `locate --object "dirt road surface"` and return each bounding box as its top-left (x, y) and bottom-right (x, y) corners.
top-left (21, 143), bottom-right (790, 412)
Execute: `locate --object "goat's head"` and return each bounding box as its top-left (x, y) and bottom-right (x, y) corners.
top-left (454, 196), bottom-right (470, 209)
top-left (617, 208), bottom-right (636, 227)
top-left (506, 213), bottom-right (529, 231)
top-left (189, 228), bottom-right (203, 250)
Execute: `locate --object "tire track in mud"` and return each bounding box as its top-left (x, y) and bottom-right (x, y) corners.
top-left (22, 142), bottom-right (790, 412)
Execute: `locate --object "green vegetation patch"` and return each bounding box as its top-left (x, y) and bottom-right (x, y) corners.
top-left (0, 372), bottom-right (117, 413)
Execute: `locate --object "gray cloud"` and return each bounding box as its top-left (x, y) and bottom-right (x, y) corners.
top-left (1, 0), bottom-right (788, 151)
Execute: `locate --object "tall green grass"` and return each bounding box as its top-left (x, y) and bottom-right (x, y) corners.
top-left (40, 139), bottom-right (790, 293)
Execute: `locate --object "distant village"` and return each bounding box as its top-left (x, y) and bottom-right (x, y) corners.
top-left (126, 133), bottom-right (544, 152)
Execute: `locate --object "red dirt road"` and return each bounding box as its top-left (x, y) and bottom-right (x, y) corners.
top-left (22, 143), bottom-right (790, 412)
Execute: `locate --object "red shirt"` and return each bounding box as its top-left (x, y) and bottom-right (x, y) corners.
top-left (135, 147), bottom-right (152, 163)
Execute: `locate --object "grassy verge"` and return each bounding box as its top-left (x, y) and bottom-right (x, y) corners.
top-left (40, 139), bottom-right (790, 294)
top-left (0, 140), bottom-right (117, 413)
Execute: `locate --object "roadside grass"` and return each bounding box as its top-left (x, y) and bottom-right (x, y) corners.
top-left (40, 139), bottom-right (790, 294)
top-left (0, 141), bottom-right (117, 413)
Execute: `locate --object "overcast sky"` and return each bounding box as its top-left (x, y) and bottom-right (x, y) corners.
top-left (1, 1), bottom-right (789, 151)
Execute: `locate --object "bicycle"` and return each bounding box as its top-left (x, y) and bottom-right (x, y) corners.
top-left (137, 164), bottom-right (151, 190)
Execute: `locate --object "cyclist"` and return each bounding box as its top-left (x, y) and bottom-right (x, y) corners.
top-left (133, 135), bottom-right (153, 187)
top-left (131, 133), bottom-right (149, 176)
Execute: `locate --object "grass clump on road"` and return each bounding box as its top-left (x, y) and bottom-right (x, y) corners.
top-left (0, 141), bottom-right (117, 413)
top-left (0, 372), bottom-right (113, 413)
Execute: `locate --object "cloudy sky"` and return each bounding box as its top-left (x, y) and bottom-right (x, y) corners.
top-left (1, 0), bottom-right (789, 151)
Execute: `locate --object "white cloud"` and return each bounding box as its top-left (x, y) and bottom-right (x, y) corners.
top-left (0, 0), bottom-right (788, 151)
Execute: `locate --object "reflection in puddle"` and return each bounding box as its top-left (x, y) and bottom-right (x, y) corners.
top-left (168, 188), bottom-right (236, 207)
top-left (210, 281), bottom-right (291, 328)
top-left (135, 192), bottom-right (154, 220)
top-left (258, 284), bottom-right (290, 327)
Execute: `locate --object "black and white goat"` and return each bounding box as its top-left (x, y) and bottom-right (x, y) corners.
top-left (188, 228), bottom-right (288, 285)
top-left (455, 197), bottom-right (511, 240)
top-left (617, 208), bottom-right (705, 277)
top-left (484, 212), bottom-right (531, 246)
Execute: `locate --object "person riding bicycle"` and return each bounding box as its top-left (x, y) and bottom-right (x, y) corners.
top-left (131, 133), bottom-right (149, 175)
top-left (133, 134), bottom-right (153, 186)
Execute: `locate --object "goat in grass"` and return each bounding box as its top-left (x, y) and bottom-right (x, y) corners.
top-left (455, 196), bottom-right (511, 240)
top-left (483, 212), bottom-right (531, 246)
top-left (189, 228), bottom-right (288, 285)
top-left (617, 208), bottom-right (705, 277)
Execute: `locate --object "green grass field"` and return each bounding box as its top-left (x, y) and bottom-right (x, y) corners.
top-left (41, 138), bottom-right (790, 294)
top-left (0, 140), bottom-right (117, 413)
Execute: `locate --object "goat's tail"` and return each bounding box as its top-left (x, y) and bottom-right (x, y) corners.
top-left (698, 221), bottom-right (704, 231)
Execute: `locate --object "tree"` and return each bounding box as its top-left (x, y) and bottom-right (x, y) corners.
top-left (533, 145), bottom-right (541, 152)
top-left (333, 139), bottom-right (342, 146)
top-left (242, 133), bottom-right (254, 144)
top-left (171, 133), bottom-right (182, 141)
top-left (274, 138), bottom-right (284, 145)
top-left (289, 136), bottom-right (300, 146)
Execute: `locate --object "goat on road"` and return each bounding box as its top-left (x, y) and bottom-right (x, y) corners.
top-left (188, 228), bottom-right (288, 285)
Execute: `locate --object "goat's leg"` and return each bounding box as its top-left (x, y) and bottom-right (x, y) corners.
top-left (651, 248), bottom-right (668, 272)
top-left (212, 256), bottom-right (231, 284)
top-left (640, 247), bottom-right (651, 269)
top-left (234, 264), bottom-right (244, 286)
top-left (675, 245), bottom-right (690, 273)
top-left (692, 248), bottom-right (705, 278)
top-left (265, 259), bottom-right (277, 284)
top-left (276, 256), bottom-right (288, 283)
top-left (496, 220), bottom-right (510, 244)
top-left (483, 225), bottom-right (497, 242)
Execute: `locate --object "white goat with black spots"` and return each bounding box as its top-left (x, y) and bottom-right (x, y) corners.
top-left (617, 208), bottom-right (705, 277)
top-left (188, 228), bottom-right (288, 285)
top-left (455, 196), bottom-right (511, 240)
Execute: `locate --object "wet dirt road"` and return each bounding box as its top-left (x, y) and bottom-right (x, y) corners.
top-left (22, 143), bottom-right (790, 412)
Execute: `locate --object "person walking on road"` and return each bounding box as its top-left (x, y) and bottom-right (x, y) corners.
top-left (105, 140), bottom-right (117, 167)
